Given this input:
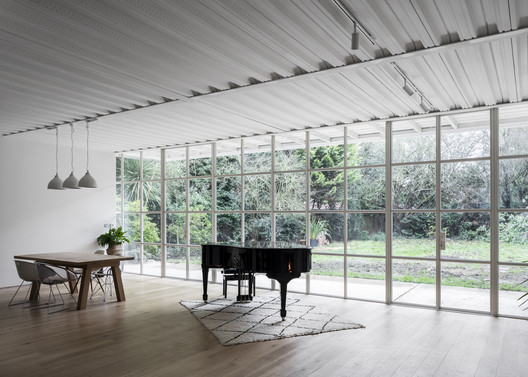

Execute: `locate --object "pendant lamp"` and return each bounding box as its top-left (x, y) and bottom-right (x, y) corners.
top-left (78, 120), bottom-right (97, 188)
top-left (47, 127), bottom-right (65, 190)
top-left (63, 123), bottom-right (80, 189)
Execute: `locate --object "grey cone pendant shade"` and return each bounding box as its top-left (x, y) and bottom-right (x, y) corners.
top-left (79, 170), bottom-right (97, 188)
top-left (63, 123), bottom-right (80, 189)
top-left (48, 127), bottom-right (65, 190)
top-left (78, 120), bottom-right (97, 188)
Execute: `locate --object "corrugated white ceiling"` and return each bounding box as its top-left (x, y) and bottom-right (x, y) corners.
top-left (1, 0), bottom-right (527, 152)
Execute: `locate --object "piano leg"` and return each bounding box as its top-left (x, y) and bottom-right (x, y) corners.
top-left (267, 272), bottom-right (300, 320)
top-left (202, 266), bottom-right (209, 301)
top-left (279, 282), bottom-right (288, 320)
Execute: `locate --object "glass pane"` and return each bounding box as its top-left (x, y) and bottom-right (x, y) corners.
top-left (392, 164), bottom-right (435, 209)
top-left (189, 178), bottom-right (212, 211)
top-left (499, 158), bottom-right (528, 208)
top-left (309, 213), bottom-right (344, 252)
top-left (244, 135), bottom-right (271, 173)
top-left (143, 181), bottom-right (161, 211)
top-left (347, 167), bottom-right (385, 210)
top-left (347, 124), bottom-right (385, 166)
top-left (499, 103), bottom-right (528, 156)
top-left (166, 148), bottom-right (186, 178)
top-left (189, 247), bottom-right (202, 280)
top-left (123, 244), bottom-right (141, 274)
top-left (123, 183), bottom-right (140, 211)
top-left (275, 172), bottom-right (306, 211)
top-left (189, 144), bottom-right (212, 176)
top-left (499, 212), bottom-right (528, 263)
top-left (347, 213), bottom-right (385, 256)
top-left (217, 213), bottom-right (241, 243)
top-left (310, 255), bottom-right (344, 297)
top-left (166, 180), bottom-right (186, 211)
top-left (275, 131), bottom-right (306, 171)
top-left (143, 245), bottom-right (161, 276)
top-left (142, 150), bottom-right (161, 180)
top-left (143, 214), bottom-right (161, 244)
top-left (166, 246), bottom-right (187, 279)
top-left (123, 213), bottom-right (140, 242)
top-left (115, 155), bottom-right (122, 181)
top-left (441, 129), bottom-right (490, 160)
top-left (216, 140), bottom-right (241, 175)
top-left (310, 170), bottom-right (344, 210)
top-left (392, 259), bottom-right (436, 306)
top-left (499, 265), bottom-right (528, 317)
top-left (347, 257), bottom-right (385, 301)
top-left (441, 262), bottom-right (489, 312)
top-left (441, 212), bottom-right (490, 261)
top-left (310, 144), bottom-right (344, 169)
top-left (116, 184), bottom-right (122, 212)
top-left (216, 177), bottom-right (241, 211)
top-left (244, 174), bottom-right (271, 210)
top-left (441, 161), bottom-right (490, 209)
top-left (276, 213), bottom-right (306, 244)
top-left (393, 213), bottom-right (436, 258)
top-left (189, 213), bottom-right (212, 245)
top-left (244, 213), bottom-right (271, 242)
top-left (123, 152), bottom-right (141, 181)
top-left (392, 119), bottom-right (436, 163)
top-left (167, 213), bottom-right (186, 244)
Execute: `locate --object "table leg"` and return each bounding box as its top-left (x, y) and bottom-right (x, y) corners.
top-left (29, 281), bottom-right (40, 300)
top-left (77, 266), bottom-right (92, 310)
top-left (112, 265), bottom-right (126, 302)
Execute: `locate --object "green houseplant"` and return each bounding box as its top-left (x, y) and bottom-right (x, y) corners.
top-left (97, 226), bottom-right (130, 255)
top-left (309, 220), bottom-right (328, 247)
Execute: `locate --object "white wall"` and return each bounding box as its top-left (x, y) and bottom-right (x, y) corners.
top-left (0, 135), bottom-right (115, 287)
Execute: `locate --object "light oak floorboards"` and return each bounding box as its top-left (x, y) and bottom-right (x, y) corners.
top-left (1, 274), bottom-right (527, 377)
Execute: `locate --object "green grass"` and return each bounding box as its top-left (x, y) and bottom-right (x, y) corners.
top-left (310, 239), bottom-right (528, 291)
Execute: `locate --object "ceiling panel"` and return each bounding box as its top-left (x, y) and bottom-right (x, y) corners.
top-left (1, 0), bottom-right (528, 152)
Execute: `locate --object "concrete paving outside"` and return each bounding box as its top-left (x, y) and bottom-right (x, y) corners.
top-left (125, 260), bottom-right (528, 319)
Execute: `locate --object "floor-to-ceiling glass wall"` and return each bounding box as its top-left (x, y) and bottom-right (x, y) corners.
top-left (115, 103), bottom-right (528, 318)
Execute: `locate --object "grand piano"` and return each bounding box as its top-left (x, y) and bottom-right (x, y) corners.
top-left (201, 242), bottom-right (311, 319)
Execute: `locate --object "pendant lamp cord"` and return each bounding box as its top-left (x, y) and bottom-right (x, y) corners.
top-left (55, 127), bottom-right (59, 174)
top-left (85, 121), bottom-right (90, 170)
top-left (70, 123), bottom-right (75, 172)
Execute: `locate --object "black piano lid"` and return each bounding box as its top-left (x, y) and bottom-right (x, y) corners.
top-left (202, 241), bottom-right (311, 250)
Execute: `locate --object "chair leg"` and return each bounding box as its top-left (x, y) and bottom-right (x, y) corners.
top-left (8, 281), bottom-right (26, 307)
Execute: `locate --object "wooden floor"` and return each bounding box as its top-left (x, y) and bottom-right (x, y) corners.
top-left (1, 274), bottom-right (527, 377)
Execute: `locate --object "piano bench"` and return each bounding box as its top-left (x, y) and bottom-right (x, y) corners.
top-left (222, 269), bottom-right (255, 299)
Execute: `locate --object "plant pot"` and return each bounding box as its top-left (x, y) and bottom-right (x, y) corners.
top-left (309, 239), bottom-right (318, 247)
top-left (107, 244), bottom-right (124, 256)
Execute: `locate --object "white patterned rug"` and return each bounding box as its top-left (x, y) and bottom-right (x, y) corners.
top-left (180, 295), bottom-right (364, 346)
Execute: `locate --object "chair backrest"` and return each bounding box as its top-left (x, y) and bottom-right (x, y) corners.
top-left (14, 260), bottom-right (39, 282)
top-left (35, 262), bottom-right (76, 284)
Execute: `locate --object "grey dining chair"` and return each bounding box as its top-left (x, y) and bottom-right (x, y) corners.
top-left (35, 262), bottom-right (78, 313)
top-left (8, 260), bottom-right (40, 308)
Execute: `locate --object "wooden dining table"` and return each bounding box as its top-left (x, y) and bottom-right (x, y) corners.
top-left (14, 252), bottom-right (134, 310)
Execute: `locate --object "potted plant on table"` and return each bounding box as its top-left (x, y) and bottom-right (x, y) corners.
top-left (97, 226), bottom-right (130, 256)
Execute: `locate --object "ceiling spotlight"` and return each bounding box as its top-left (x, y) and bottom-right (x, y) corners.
top-left (419, 97), bottom-right (431, 112)
top-left (402, 79), bottom-right (414, 96)
top-left (351, 23), bottom-right (359, 50)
